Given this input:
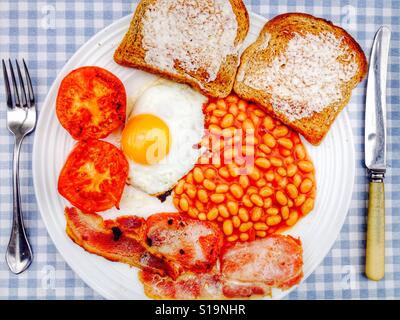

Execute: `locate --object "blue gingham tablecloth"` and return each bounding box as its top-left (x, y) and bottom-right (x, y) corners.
top-left (0, 0), bottom-right (399, 300)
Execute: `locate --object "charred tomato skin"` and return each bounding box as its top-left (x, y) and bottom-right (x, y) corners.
top-left (56, 66), bottom-right (126, 140)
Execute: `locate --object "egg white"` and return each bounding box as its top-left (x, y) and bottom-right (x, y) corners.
top-left (106, 79), bottom-right (207, 196)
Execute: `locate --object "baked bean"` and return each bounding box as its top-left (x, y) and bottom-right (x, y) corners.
top-left (205, 103), bottom-right (217, 112)
top-left (286, 210), bottom-right (298, 226)
top-left (260, 186), bottom-right (273, 197)
top-left (230, 184), bottom-right (244, 199)
top-left (247, 186), bottom-right (258, 195)
top-left (186, 186), bottom-right (197, 199)
top-left (203, 179), bottom-right (216, 191)
top-left (198, 189), bottom-right (208, 203)
top-left (250, 194), bottom-right (263, 207)
top-left (254, 222), bottom-right (268, 231)
top-left (270, 157), bottom-right (283, 167)
top-left (278, 138), bottom-right (293, 149)
top-left (300, 178), bottom-right (313, 193)
top-left (228, 104), bottom-right (239, 116)
top-left (232, 216), bottom-right (241, 228)
top-left (210, 193), bottom-right (225, 203)
top-left (251, 207), bottom-right (263, 221)
top-left (226, 95), bottom-right (239, 104)
top-left (262, 133), bottom-right (276, 148)
top-left (263, 116), bottom-right (275, 130)
top-left (237, 112), bottom-right (247, 121)
top-left (248, 167), bottom-right (261, 181)
top-left (281, 206), bottom-right (290, 220)
top-left (213, 109), bottom-right (226, 118)
top-left (207, 208), bottom-right (219, 221)
top-left (218, 204), bottom-right (230, 218)
top-left (242, 195), bottom-right (253, 208)
top-left (256, 178), bottom-right (267, 188)
top-left (301, 198), bottom-right (314, 215)
top-left (277, 167), bottom-right (287, 177)
top-left (267, 207), bottom-right (279, 215)
top-left (293, 174), bottom-right (302, 187)
top-left (195, 200), bottom-right (204, 212)
top-left (216, 99), bottom-right (227, 110)
top-left (265, 170), bottom-right (275, 181)
top-left (295, 145), bottom-right (306, 160)
top-left (227, 201), bottom-right (238, 215)
top-left (227, 235), bottom-right (239, 242)
top-left (287, 164), bottom-right (297, 177)
top-left (263, 197), bottom-right (272, 208)
top-left (253, 109), bottom-right (266, 117)
top-left (223, 220), bottom-right (233, 236)
top-left (216, 184), bottom-right (229, 193)
top-left (221, 113), bottom-right (234, 128)
top-left (188, 208), bottom-right (198, 219)
top-left (294, 194), bottom-right (306, 207)
top-left (193, 167), bottom-right (204, 183)
top-left (267, 215), bottom-right (282, 226)
top-left (259, 144), bottom-right (272, 154)
top-left (286, 184), bottom-right (299, 199)
top-left (256, 231), bottom-right (267, 237)
top-left (255, 158), bottom-right (271, 169)
top-left (242, 119), bottom-right (255, 131)
top-left (238, 208), bottom-right (249, 222)
top-left (239, 222), bottom-right (253, 232)
top-left (239, 175), bottom-right (250, 189)
top-left (175, 180), bottom-right (185, 195)
top-left (273, 125), bottom-right (289, 138)
top-left (179, 198), bottom-right (189, 212)
top-left (240, 233), bottom-right (249, 241)
top-left (298, 160), bottom-right (314, 173)
top-left (219, 167), bottom-right (230, 178)
top-left (276, 191), bottom-right (288, 206)
top-left (204, 168), bottom-right (216, 179)
top-left (198, 213), bottom-right (206, 221)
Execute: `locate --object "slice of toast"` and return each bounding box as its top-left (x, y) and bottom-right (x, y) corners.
top-left (234, 13), bottom-right (367, 145)
top-left (114, 0), bottom-right (249, 98)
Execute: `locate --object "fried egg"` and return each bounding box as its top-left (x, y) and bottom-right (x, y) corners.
top-left (110, 80), bottom-right (206, 195)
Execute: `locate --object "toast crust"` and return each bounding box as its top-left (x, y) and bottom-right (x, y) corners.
top-left (114, 0), bottom-right (249, 98)
top-left (234, 13), bottom-right (367, 145)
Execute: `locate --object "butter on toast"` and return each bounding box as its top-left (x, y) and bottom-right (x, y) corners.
top-left (114, 0), bottom-right (249, 98)
top-left (234, 13), bottom-right (367, 145)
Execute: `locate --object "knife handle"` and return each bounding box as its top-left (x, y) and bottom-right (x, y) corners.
top-left (365, 181), bottom-right (385, 281)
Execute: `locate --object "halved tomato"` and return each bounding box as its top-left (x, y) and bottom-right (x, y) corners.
top-left (56, 66), bottom-right (126, 140)
top-left (58, 140), bottom-right (129, 213)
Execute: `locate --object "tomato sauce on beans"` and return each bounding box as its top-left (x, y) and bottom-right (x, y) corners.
top-left (173, 94), bottom-right (316, 244)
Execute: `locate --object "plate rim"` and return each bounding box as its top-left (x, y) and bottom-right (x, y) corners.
top-left (32, 10), bottom-right (356, 300)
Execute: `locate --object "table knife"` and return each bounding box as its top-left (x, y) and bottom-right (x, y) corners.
top-left (365, 26), bottom-right (391, 281)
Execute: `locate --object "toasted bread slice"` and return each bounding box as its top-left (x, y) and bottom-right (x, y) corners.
top-left (234, 13), bottom-right (367, 145)
top-left (114, 0), bottom-right (249, 98)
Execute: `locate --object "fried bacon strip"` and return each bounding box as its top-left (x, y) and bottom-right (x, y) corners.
top-left (65, 207), bottom-right (180, 278)
top-left (139, 235), bottom-right (303, 299)
top-left (146, 213), bottom-right (223, 273)
top-left (65, 208), bottom-right (223, 279)
top-left (221, 235), bottom-right (303, 290)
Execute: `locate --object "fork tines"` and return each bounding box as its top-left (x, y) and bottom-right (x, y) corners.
top-left (2, 59), bottom-right (35, 109)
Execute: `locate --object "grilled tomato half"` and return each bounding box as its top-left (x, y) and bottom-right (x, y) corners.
top-left (58, 139), bottom-right (129, 213)
top-left (56, 66), bottom-right (126, 140)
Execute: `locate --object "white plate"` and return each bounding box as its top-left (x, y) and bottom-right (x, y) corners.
top-left (32, 11), bottom-right (355, 300)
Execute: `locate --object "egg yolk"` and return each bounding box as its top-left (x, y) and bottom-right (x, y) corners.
top-left (121, 114), bottom-right (170, 165)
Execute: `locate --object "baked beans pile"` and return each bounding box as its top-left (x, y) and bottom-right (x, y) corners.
top-left (173, 94), bottom-right (316, 243)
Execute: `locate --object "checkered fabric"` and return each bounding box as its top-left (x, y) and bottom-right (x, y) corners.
top-left (0, 0), bottom-right (399, 300)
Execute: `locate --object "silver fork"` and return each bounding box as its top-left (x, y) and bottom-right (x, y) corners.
top-left (2, 59), bottom-right (36, 274)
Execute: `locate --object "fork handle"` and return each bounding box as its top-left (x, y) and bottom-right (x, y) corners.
top-left (5, 134), bottom-right (33, 274)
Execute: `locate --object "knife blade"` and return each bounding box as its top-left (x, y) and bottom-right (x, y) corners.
top-left (364, 26), bottom-right (391, 281)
